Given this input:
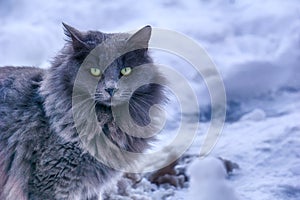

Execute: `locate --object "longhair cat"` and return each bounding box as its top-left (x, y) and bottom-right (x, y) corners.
top-left (0, 23), bottom-right (166, 200)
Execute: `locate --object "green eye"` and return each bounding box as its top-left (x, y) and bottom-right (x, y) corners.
top-left (90, 68), bottom-right (101, 77)
top-left (121, 67), bottom-right (132, 76)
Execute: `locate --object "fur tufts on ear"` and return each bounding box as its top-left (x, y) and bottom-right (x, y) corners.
top-left (62, 22), bottom-right (88, 52)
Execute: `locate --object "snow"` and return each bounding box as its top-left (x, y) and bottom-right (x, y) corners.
top-left (1, 0), bottom-right (300, 199)
top-left (186, 92), bottom-right (300, 200)
top-left (187, 157), bottom-right (238, 200)
top-left (240, 108), bottom-right (266, 122)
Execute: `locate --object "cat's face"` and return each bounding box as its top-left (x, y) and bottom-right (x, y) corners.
top-left (61, 24), bottom-right (164, 116)
top-left (81, 43), bottom-right (154, 107)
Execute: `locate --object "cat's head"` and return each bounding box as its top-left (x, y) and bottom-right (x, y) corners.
top-left (44, 24), bottom-right (166, 127)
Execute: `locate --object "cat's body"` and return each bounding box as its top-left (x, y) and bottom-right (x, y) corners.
top-left (0, 24), bottom-right (165, 200)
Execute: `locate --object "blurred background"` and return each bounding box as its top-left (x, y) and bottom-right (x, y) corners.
top-left (0, 0), bottom-right (299, 199)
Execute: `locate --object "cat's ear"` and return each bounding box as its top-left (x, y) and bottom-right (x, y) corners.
top-left (126, 25), bottom-right (152, 51)
top-left (62, 22), bottom-right (88, 51)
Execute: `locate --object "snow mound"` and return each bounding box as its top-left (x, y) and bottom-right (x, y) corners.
top-left (187, 157), bottom-right (238, 200)
top-left (240, 109), bottom-right (266, 121)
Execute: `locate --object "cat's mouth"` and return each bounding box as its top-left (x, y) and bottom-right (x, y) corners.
top-left (97, 99), bottom-right (113, 107)
top-left (94, 93), bottom-right (113, 107)
top-left (95, 97), bottom-right (125, 107)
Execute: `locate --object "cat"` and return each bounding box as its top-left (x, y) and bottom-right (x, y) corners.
top-left (0, 23), bottom-right (166, 200)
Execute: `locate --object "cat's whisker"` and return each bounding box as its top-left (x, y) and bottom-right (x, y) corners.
top-left (73, 96), bottom-right (95, 104)
top-left (132, 96), bottom-right (153, 106)
top-left (130, 99), bottom-right (149, 117)
top-left (133, 91), bottom-right (156, 98)
top-left (72, 93), bottom-right (95, 99)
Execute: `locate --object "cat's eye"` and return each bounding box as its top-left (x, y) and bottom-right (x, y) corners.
top-left (121, 67), bottom-right (132, 76)
top-left (90, 68), bottom-right (101, 77)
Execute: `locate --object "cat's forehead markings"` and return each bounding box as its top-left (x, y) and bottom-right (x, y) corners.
top-left (84, 33), bottom-right (131, 71)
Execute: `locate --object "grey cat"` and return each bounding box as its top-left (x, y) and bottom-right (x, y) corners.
top-left (0, 24), bottom-right (165, 200)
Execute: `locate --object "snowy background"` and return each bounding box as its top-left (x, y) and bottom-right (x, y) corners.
top-left (0, 0), bottom-right (300, 199)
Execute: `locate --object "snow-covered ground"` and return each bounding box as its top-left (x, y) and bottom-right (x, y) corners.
top-left (1, 0), bottom-right (299, 199)
top-left (186, 91), bottom-right (300, 200)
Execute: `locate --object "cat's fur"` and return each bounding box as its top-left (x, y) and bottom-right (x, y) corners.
top-left (0, 24), bottom-right (165, 200)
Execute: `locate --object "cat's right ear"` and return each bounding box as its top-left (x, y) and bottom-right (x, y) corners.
top-left (62, 22), bottom-right (88, 52)
top-left (126, 25), bottom-right (152, 51)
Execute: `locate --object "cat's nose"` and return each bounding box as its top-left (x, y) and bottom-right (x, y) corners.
top-left (105, 88), bottom-right (116, 97)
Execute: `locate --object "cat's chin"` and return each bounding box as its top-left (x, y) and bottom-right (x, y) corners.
top-left (95, 100), bottom-right (112, 108)
top-left (95, 99), bottom-right (125, 108)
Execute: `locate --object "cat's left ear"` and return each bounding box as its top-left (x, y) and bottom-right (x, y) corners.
top-left (126, 25), bottom-right (152, 51)
top-left (62, 22), bottom-right (88, 51)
